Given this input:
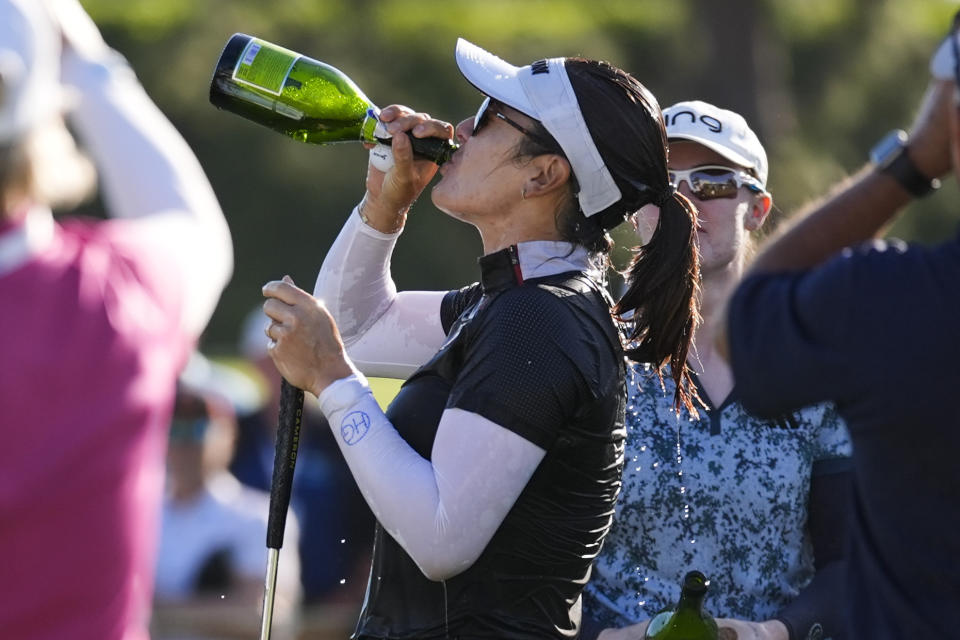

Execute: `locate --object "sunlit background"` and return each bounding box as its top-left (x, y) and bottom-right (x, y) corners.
top-left (76, 0), bottom-right (960, 356)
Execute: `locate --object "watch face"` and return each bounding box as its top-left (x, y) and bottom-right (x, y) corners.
top-left (870, 130), bottom-right (908, 166)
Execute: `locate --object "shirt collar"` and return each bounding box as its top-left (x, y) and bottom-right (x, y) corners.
top-left (477, 240), bottom-right (600, 293)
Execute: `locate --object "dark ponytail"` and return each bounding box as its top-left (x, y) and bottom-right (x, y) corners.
top-left (512, 57), bottom-right (702, 415)
top-left (564, 58), bottom-right (702, 416)
top-left (614, 190), bottom-right (701, 417)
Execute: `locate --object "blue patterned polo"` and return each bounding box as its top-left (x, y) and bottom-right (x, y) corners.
top-left (584, 363), bottom-right (851, 627)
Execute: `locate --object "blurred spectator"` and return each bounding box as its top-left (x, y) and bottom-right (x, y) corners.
top-left (233, 307), bottom-right (374, 606)
top-left (0, 1), bottom-right (231, 638)
top-left (152, 356), bottom-right (300, 639)
top-left (722, 22), bottom-right (960, 640)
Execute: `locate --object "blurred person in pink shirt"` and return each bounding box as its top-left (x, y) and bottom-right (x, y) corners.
top-left (0, 1), bottom-right (232, 638)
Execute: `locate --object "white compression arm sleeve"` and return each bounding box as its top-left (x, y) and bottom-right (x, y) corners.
top-left (314, 209), bottom-right (447, 379)
top-left (62, 50), bottom-right (233, 338)
top-left (318, 375), bottom-right (546, 581)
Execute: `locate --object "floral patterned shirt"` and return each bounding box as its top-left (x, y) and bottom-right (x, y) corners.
top-left (584, 363), bottom-right (852, 627)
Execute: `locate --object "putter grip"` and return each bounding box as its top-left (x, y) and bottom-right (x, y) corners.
top-left (266, 378), bottom-right (304, 549)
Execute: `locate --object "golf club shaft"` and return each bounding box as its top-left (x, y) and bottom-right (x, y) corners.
top-left (259, 378), bottom-right (304, 640)
top-left (259, 548), bottom-right (280, 640)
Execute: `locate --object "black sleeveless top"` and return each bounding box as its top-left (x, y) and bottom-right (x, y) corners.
top-left (354, 246), bottom-right (626, 640)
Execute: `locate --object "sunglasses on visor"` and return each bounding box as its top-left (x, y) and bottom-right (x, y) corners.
top-left (472, 96), bottom-right (558, 150)
top-left (669, 165), bottom-right (764, 201)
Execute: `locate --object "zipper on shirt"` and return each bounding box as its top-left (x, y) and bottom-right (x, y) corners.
top-left (508, 245), bottom-right (524, 285)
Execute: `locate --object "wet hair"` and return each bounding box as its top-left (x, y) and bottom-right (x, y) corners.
top-left (511, 58), bottom-right (702, 416)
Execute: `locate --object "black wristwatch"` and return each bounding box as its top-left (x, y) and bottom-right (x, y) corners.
top-left (869, 129), bottom-right (941, 198)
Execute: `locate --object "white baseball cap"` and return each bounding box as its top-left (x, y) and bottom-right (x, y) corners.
top-left (663, 100), bottom-right (768, 188)
top-left (0, 0), bottom-right (63, 144)
top-left (454, 38), bottom-right (622, 217)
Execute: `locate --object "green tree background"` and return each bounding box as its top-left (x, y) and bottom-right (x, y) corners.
top-left (80, 0), bottom-right (960, 352)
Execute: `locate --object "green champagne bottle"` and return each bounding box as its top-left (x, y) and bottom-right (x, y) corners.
top-left (209, 33), bottom-right (457, 165)
top-left (643, 571), bottom-right (719, 640)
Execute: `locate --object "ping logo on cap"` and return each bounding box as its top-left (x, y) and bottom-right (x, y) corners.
top-left (667, 110), bottom-right (723, 134)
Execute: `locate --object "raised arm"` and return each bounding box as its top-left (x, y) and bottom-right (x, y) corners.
top-left (747, 77), bottom-right (953, 276)
top-left (313, 206), bottom-right (447, 379)
top-left (719, 71), bottom-right (954, 363)
top-left (51, 0), bottom-right (232, 338)
top-left (313, 105), bottom-right (457, 377)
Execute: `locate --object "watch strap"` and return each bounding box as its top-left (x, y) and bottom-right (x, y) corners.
top-left (880, 147), bottom-right (941, 197)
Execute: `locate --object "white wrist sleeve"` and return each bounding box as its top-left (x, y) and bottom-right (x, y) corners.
top-left (314, 209), bottom-right (447, 378)
top-left (317, 375), bottom-right (545, 581)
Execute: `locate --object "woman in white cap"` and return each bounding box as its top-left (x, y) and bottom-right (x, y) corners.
top-left (583, 103), bottom-right (852, 640)
top-left (263, 40), bottom-right (700, 639)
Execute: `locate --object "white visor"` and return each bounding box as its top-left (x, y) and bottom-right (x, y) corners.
top-left (455, 38), bottom-right (621, 217)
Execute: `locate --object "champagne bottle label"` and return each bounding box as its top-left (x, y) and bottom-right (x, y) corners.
top-left (363, 107), bottom-right (382, 143)
top-left (233, 39), bottom-right (300, 95)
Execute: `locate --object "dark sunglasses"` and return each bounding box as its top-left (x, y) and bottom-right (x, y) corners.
top-left (472, 96), bottom-right (558, 150)
top-left (668, 165), bottom-right (764, 201)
